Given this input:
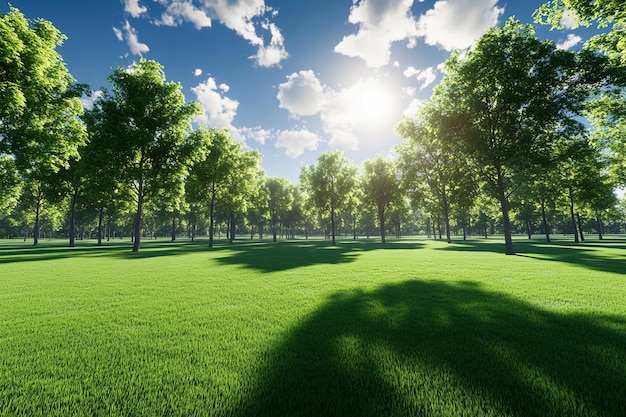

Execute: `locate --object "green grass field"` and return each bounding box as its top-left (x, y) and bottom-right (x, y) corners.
top-left (1, 236), bottom-right (625, 416)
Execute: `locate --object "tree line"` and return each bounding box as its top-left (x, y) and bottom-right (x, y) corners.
top-left (2, 3), bottom-right (626, 254)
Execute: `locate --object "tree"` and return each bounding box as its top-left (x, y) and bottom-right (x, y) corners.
top-left (361, 155), bottom-right (399, 243)
top-left (1, 7), bottom-right (86, 175)
top-left (0, 156), bottom-right (21, 218)
top-left (89, 59), bottom-right (200, 252)
top-left (436, 18), bottom-right (609, 255)
top-left (266, 177), bottom-right (293, 242)
top-left (396, 100), bottom-right (476, 244)
top-left (535, 0), bottom-right (626, 64)
top-left (300, 151), bottom-right (357, 245)
top-left (186, 128), bottom-right (260, 247)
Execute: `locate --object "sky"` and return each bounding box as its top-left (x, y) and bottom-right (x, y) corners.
top-left (4, 0), bottom-right (600, 183)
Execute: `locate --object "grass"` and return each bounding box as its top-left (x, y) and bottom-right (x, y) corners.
top-left (0, 235), bottom-right (625, 416)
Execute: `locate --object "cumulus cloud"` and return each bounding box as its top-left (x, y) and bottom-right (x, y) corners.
top-left (113, 21), bottom-right (150, 56)
top-left (123, 0), bottom-right (148, 17)
top-left (277, 70), bottom-right (395, 152)
top-left (154, 1), bottom-right (212, 29)
top-left (194, 68), bottom-right (202, 76)
top-left (277, 70), bottom-right (327, 117)
top-left (240, 126), bottom-right (273, 145)
top-left (151, 0), bottom-right (288, 67)
top-left (417, 0), bottom-right (504, 51)
top-left (557, 33), bottom-right (582, 50)
top-left (275, 129), bottom-right (320, 158)
top-left (252, 22), bottom-right (289, 67)
top-left (191, 77), bottom-right (239, 130)
top-left (404, 65), bottom-right (437, 90)
top-left (334, 0), bottom-right (419, 68)
top-left (560, 10), bottom-right (578, 30)
top-left (81, 90), bottom-right (103, 110)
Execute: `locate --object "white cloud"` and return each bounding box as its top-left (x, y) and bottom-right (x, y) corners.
top-left (557, 33), bottom-right (582, 50)
top-left (403, 98), bottom-right (424, 117)
top-left (404, 65), bottom-right (437, 90)
top-left (277, 70), bottom-right (327, 117)
top-left (194, 68), bottom-right (203, 76)
top-left (334, 0), bottom-right (419, 68)
top-left (240, 126), bottom-right (273, 145)
top-left (155, 1), bottom-right (212, 29)
top-left (81, 90), bottom-right (103, 110)
top-left (417, 0), bottom-right (504, 51)
top-left (152, 0), bottom-right (288, 68)
top-left (124, 0), bottom-right (148, 18)
top-left (251, 22), bottom-right (289, 67)
top-left (113, 26), bottom-right (124, 41)
top-left (113, 21), bottom-right (150, 56)
top-left (191, 77), bottom-right (239, 130)
top-left (560, 10), bottom-right (578, 30)
top-left (276, 129), bottom-right (320, 158)
top-left (277, 71), bottom-right (395, 152)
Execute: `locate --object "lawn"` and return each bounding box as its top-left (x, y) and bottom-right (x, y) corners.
top-left (1, 236), bottom-right (625, 416)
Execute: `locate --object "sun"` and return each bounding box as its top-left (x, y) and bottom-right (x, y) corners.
top-left (350, 78), bottom-right (393, 128)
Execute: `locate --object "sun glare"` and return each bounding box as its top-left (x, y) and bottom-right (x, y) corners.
top-left (351, 79), bottom-right (393, 128)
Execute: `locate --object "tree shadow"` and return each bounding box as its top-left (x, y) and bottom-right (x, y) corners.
top-left (0, 239), bottom-right (211, 264)
top-left (436, 239), bottom-right (626, 276)
top-left (230, 281), bottom-right (626, 417)
top-left (212, 240), bottom-right (425, 273)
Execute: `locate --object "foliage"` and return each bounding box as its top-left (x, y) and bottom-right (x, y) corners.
top-left (435, 18), bottom-right (610, 254)
top-left (361, 155), bottom-right (399, 243)
top-left (89, 59), bottom-right (200, 252)
top-left (0, 6), bottom-right (86, 174)
top-left (300, 151), bottom-right (358, 245)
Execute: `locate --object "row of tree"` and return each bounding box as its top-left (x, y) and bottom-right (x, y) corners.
top-left (2, 4), bottom-right (626, 254)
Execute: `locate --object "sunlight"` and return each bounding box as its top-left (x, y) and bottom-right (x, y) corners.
top-left (350, 79), bottom-right (393, 128)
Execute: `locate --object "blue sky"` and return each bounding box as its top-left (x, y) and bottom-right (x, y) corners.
top-left (4, 0), bottom-right (598, 183)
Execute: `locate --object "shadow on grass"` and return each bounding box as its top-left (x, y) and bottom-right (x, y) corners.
top-left (230, 280), bottom-right (626, 417)
top-left (213, 239), bottom-right (425, 273)
top-left (0, 238), bottom-right (424, 267)
top-left (0, 239), bottom-right (210, 264)
top-left (437, 238), bottom-right (626, 276)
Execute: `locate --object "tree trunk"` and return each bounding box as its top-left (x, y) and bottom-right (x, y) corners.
top-left (97, 207), bottom-right (104, 246)
top-left (540, 199), bottom-right (550, 243)
top-left (133, 182), bottom-right (143, 252)
top-left (576, 213), bottom-right (585, 242)
top-left (568, 185), bottom-right (579, 244)
top-left (442, 186), bottom-right (452, 244)
top-left (229, 211), bottom-right (236, 244)
top-left (378, 204), bottom-right (386, 244)
top-left (330, 206), bottom-right (336, 245)
top-left (171, 216), bottom-right (176, 242)
top-left (132, 190), bottom-right (143, 253)
top-left (597, 215), bottom-right (604, 240)
top-left (496, 172), bottom-right (515, 255)
top-left (272, 222), bottom-right (277, 242)
top-left (33, 187), bottom-right (42, 246)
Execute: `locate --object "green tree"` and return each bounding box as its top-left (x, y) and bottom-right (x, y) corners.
top-left (361, 155), bottom-right (399, 244)
top-left (396, 101), bottom-right (475, 244)
top-left (535, 0), bottom-right (626, 64)
top-left (266, 177), bottom-right (293, 242)
top-left (0, 156), bottom-right (21, 218)
top-left (89, 59), bottom-right (200, 252)
top-left (436, 18), bottom-right (607, 254)
top-left (0, 6), bottom-right (87, 175)
top-left (300, 151), bottom-right (357, 245)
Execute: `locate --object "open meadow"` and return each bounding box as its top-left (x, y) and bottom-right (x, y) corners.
top-left (1, 236), bottom-right (625, 417)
